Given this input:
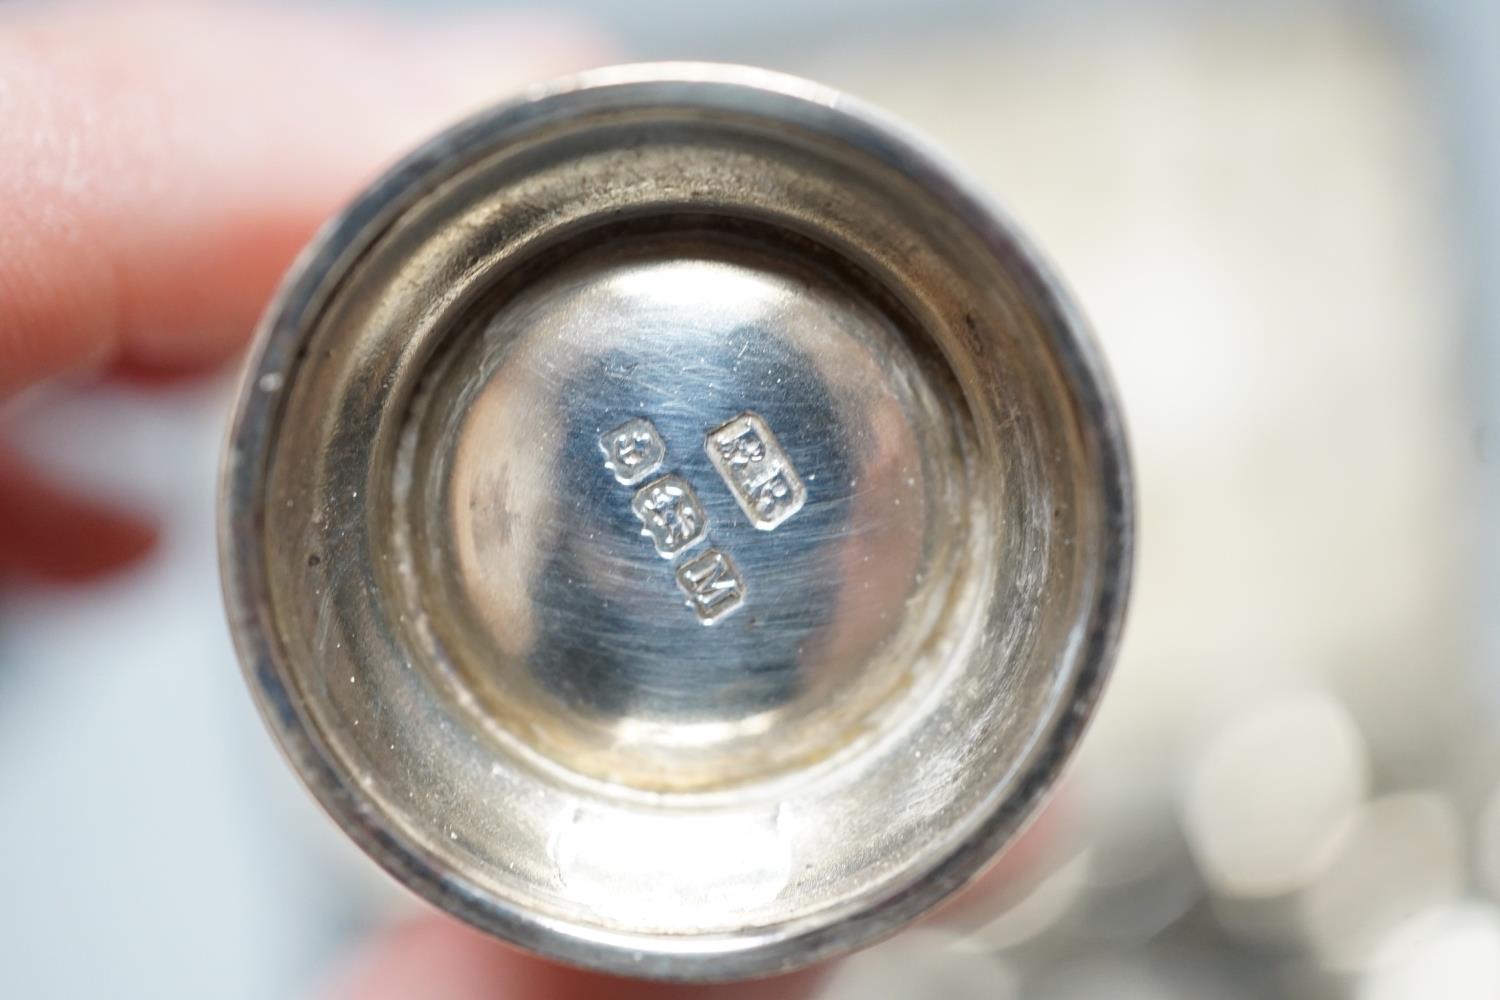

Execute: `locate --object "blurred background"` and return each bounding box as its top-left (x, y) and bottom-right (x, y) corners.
top-left (2, 0), bottom-right (1497, 997)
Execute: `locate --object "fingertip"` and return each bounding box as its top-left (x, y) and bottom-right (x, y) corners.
top-left (0, 1), bottom-right (617, 396)
top-left (0, 445), bottom-right (158, 583)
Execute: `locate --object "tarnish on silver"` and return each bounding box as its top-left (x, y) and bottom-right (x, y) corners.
top-left (219, 64), bottom-right (1134, 983)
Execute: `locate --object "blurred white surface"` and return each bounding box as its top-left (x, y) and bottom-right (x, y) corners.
top-left (1361, 902), bottom-right (1500, 1000)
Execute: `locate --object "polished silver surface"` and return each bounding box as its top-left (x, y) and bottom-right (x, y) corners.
top-left (220, 63), bottom-right (1133, 980)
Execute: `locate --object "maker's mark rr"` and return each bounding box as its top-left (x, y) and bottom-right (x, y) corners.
top-left (706, 411), bottom-right (806, 530)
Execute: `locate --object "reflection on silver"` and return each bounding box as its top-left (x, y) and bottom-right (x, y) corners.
top-left (551, 804), bottom-right (792, 918)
